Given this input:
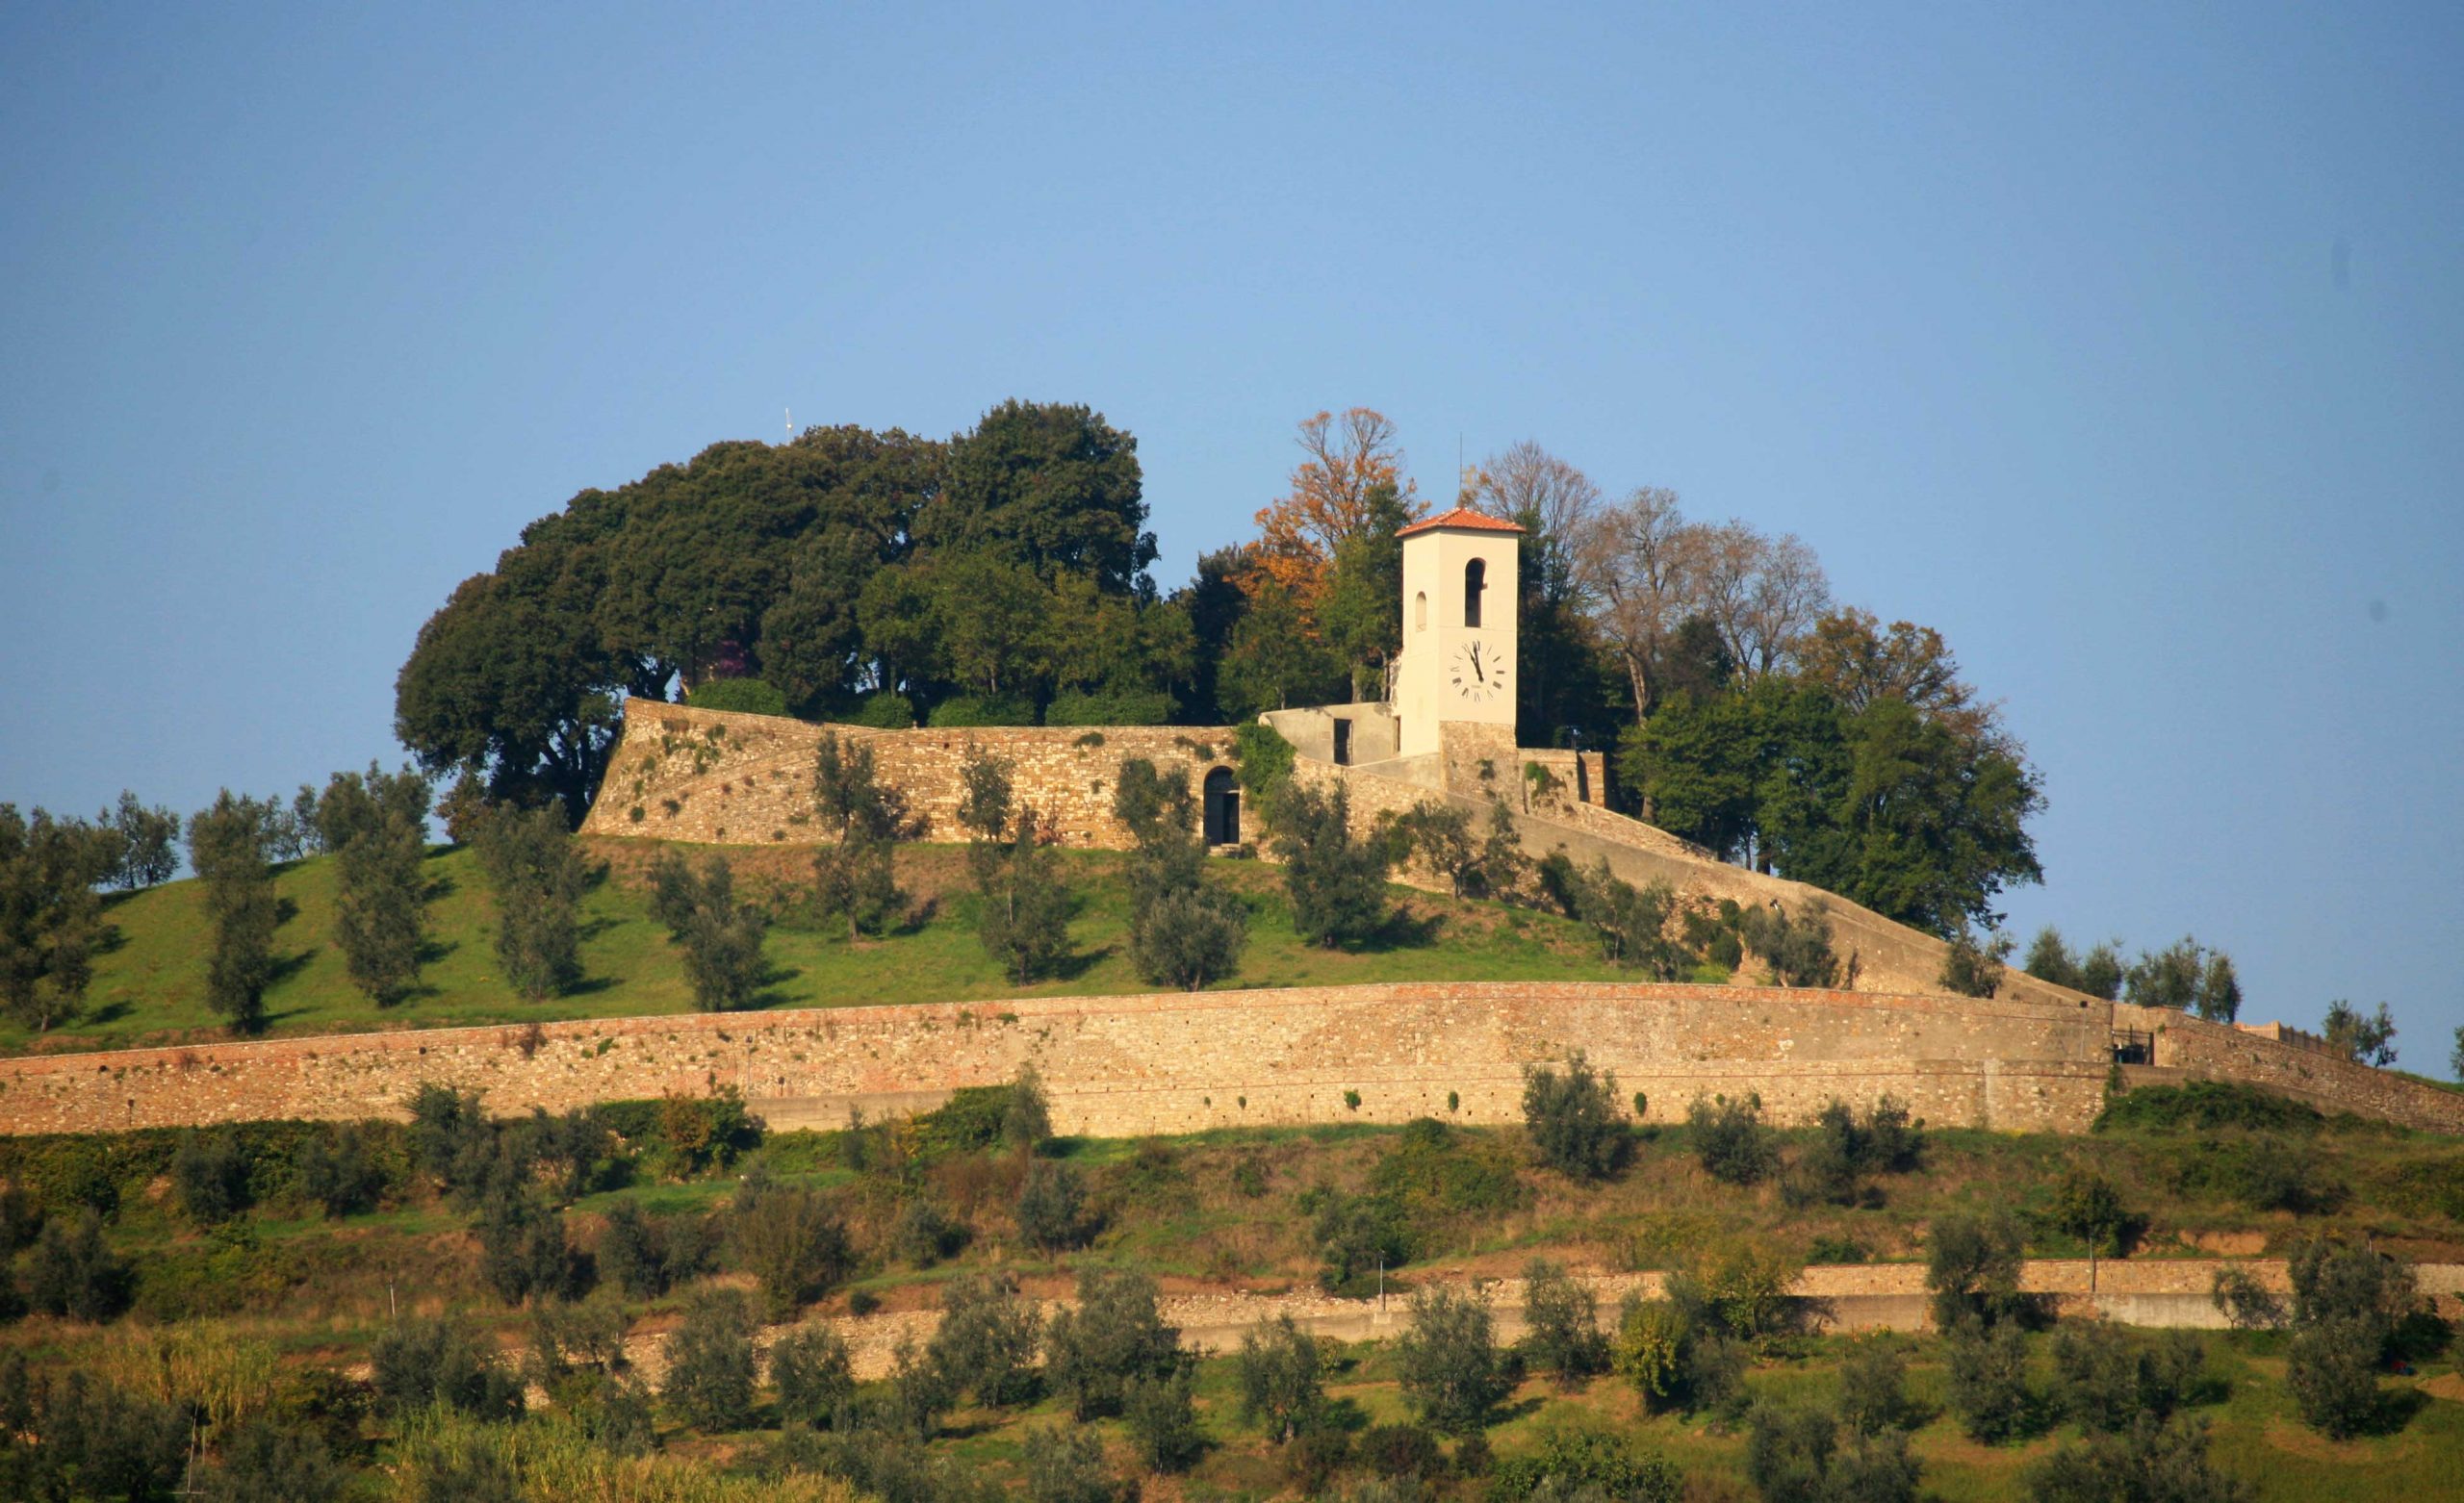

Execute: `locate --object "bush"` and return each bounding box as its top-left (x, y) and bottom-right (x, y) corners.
top-left (684, 676), bottom-right (789, 716)
top-left (2286, 1317), bottom-right (2385, 1439)
top-left (371, 1317), bottom-right (524, 1420)
top-left (1610, 1296), bottom-right (1693, 1412)
top-left (1311, 1187), bottom-right (1411, 1295)
top-left (1044, 1267), bottom-right (1181, 1421)
top-left (1047, 687), bottom-right (1172, 726)
top-left (928, 1270), bottom-right (1043, 1409)
top-left (1015, 1159), bottom-right (1090, 1252)
top-left (1359, 1421), bottom-right (1444, 1481)
top-left (597, 1201), bottom-right (706, 1298)
top-left (171, 1129), bottom-right (253, 1225)
top-left (475, 1186), bottom-right (579, 1304)
top-left (2025, 1414), bottom-right (2250, 1503)
top-left (1944, 1317), bottom-right (2037, 1443)
top-left (851, 692), bottom-right (915, 729)
top-left (294, 1124), bottom-right (389, 1217)
top-left (1129, 883), bottom-right (1248, 991)
top-left (770, 1324), bottom-right (855, 1430)
top-left (1738, 901), bottom-right (1838, 987)
top-left (1522, 1052), bottom-right (1628, 1180)
top-left (1393, 1286), bottom-right (1507, 1435)
top-left (1790, 1096), bottom-right (1925, 1208)
top-left (200, 1419), bottom-right (347, 1503)
top-left (1748, 1402), bottom-right (1922, 1503)
top-left (2049, 1167), bottom-right (2134, 1256)
top-left (928, 695), bottom-right (1036, 727)
top-left (889, 1197), bottom-right (965, 1267)
top-left (2210, 1267), bottom-right (2285, 1331)
top-left (1486, 1419), bottom-right (1682, 1503)
top-left (1938, 927), bottom-right (2013, 998)
top-left (1522, 1258), bottom-right (1607, 1385)
top-left (1837, 1337), bottom-right (1920, 1436)
top-left (1123, 1365), bottom-right (1204, 1473)
top-left (2092, 1080), bottom-right (2323, 1135)
top-left (1273, 783), bottom-right (1393, 947)
top-left (2, 1367), bottom-right (190, 1503)
top-left (1234, 1314), bottom-right (1325, 1442)
top-left (663, 1288), bottom-right (758, 1432)
top-left (26, 1209), bottom-right (130, 1321)
top-left (1926, 1210), bottom-right (2028, 1329)
top-left (1022, 1423), bottom-right (1127, 1503)
top-left (1689, 1093), bottom-right (1777, 1185)
top-left (1231, 721), bottom-right (1296, 819)
top-left (1281, 1427), bottom-right (1352, 1492)
top-left (2050, 1322), bottom-right (2202, 1433)
top-left (730, 1181), bottom-right (851, 1317)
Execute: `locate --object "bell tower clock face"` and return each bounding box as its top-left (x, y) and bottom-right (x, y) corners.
top-left (1448, 639), bottom-right (1510, 702)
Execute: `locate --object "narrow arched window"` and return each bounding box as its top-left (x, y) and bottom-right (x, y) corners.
top-left (1413, 591), bottom-right (1427, 631)
top-left (1463, 558), bottom-right (1486, 628)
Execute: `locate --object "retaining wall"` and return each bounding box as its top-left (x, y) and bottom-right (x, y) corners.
top-left (0, 982), bottom-right (2126, 1137)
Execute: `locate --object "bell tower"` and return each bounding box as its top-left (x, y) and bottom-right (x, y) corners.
top-left (1392, 506), bottom-right (1524, 759)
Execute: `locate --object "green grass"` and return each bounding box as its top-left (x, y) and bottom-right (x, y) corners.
top-left (19, 839), bottom-right (1643, 1057)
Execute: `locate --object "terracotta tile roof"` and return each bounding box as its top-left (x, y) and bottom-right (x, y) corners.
top-left (1397, 505), bottom-right (1526, 538)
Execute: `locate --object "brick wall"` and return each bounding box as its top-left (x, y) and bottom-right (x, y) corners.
top-left (581, 701), bottom-right (1238, 849)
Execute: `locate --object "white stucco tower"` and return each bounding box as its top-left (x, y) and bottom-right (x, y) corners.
top-left (1393, 506), bottom-right (1525, 759)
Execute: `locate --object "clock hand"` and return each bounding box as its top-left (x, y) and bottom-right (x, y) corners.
top-left (1471, 644), bottom-right (1484, 682)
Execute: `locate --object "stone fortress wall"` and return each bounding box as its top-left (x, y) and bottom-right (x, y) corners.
top-left (578, 700), bottom-right (1242, 850)
top-left (4, 981), bottom-right (2459, 1140)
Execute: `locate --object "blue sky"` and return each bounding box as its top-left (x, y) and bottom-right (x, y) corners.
top-left (4, 5), bottom-right (2458, 1063)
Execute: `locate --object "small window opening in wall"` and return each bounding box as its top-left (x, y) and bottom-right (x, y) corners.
top-left (1332, 717), bottom-right (1352, 766)
top-left (1464, 558), bottom-right (1486, 627)
top-left (1414, 590), bottom-right (1427, 630)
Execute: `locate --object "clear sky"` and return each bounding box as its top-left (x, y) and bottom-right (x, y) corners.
top-left (4, 5), bottom-right (2458, 1064)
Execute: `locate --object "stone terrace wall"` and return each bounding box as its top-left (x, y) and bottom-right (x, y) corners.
top-left (2121, 1004), bottom-right (2464, 1134)
top-left (580, 700), bottom-right (1238, 849)
top-left (0, 982), bottom-right (2121, 1138)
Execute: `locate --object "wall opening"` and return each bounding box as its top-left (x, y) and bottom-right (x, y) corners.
top-left (1413, 591), bottom-right (1426, 631)
top-left (1202, 767), bottom-right (1241, 845)
top-left (1332, 718), bottom-right (1352, 766)
top-left (1463, 558), bottom-right (1486, 627)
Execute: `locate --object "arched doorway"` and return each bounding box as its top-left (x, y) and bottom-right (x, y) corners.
top-left (1463, 558), bottom-right (1486, 627)
top-left (1202, 767), bottom-right (1240, 846)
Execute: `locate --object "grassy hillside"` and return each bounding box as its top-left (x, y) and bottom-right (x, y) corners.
top-left (18, 838), bottom-right (1651, 1056)
top-left (1, 1090), bottom-right (2460, 1499)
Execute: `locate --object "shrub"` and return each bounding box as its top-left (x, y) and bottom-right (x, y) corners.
top-left (1926, 1210), bottom-right (2028, 1329)
top-left (1015, 1159), bottom-right (1090, 1252)
top-left (475, 1187), bottom-right (578, 1305)
top-left (1046, 687), bottom-right (1172, 726)
top-left (928, 695), bottom-right (1036, 727)
top-left (1938, 927), bottom-right (2013, 998)
top-left (2050, 1322), bottom-right (2202, 1433)
top-left (662, 1288), bottom-right (758, 1432)
top-left (2092, 1080), bottom-right (2323, 1134)
top-left (1022, 1423), bottom-right (1127, 1503)
top-left (1281, 1426), bottom-right (1352, 1492)
top-left (767, 1324), bottom-right (856, 1431)
top-left (200, 1419), bottom-right (346, 1503)
top-left (1393, 1286), bottom-right (1507, 1435)
top-left (928, 1270), bottom-right (1043, 1409)
top-left (1748, 1402), bottom-right (1923, 1503)
top-left (1273, 783), bottom-right (1394, 947)
top-left (1129, 883), bottom-right (1247, 990)
top-left (2286, 1317), bottom-right (2385, 1439)
top-left (2049, 1167), bottom-right (2135, 1256)
top-left (1610, 1295), bottom-right (1692, 1412)
top-left (1522, 1052), bottom-right (1628, 1180)
top-left (684, 676), bottom-right (789, 716)
top-left (171, 1129), bottom-right (253, 1225)
top-left (730, 1181), bottom-right (851, 1317)
top-left (1003, 1063), bottom-right (1053, 1150)
top-left (1522, 1258), bottom-right (1607, 1385)
top-left (876, 1333), bottom-right (954, 1441)
top-left (1837, 1337), bottom-right (1920, 1436)
top-left (26, 1209), bottom-right (130, 1321)
top-left (371, 1317), bottom-right (524, 1420)
top-left (1123, 1365), bottom-right (1204, 1473)
top-left (2210, 1267), bottom-right (2285, 1331)
top-left (293, 1124), bottom-right (388, 1217)
top-left (1234, 1314), bottom-right (1325, 1442)
top-left (1044, 1267), bottom-right (1181, 1421)
top-left (3, 1367), bottom-right (190, 1502)
top-left (1311, 1188), bottom-right (1410, 1295)
top-left (1231, 721), bottom-right (1297, 820)
top-left (1486, 1419), bottom-right (1682, 1503)
top-left (1738, 901), bottom-right (1838, 987)
top-left (2025, 1414), bottom-right (2250, 1503)
top-left (1359, 1421), bottom-right (1444, 1481)
top-left (851, 692), bottom-right (915, 729)
top-left (1669, 1236), bottom-right (1803, 1344)
top-left (889, 1197), bottom-right (964, 1268)
top-left (1943, 1317), bottom-right (2037, 1443)
top-left (597, 1202), bottom-right (706, 1298)
top-left (1689, 1093), bottom-right (1777, 1185)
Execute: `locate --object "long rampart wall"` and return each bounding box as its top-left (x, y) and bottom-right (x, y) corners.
top-left (1, 982), bottom-right (2118, 1137)
top-left (580, 701), bottom-right (1239, 850)
top-left (4, 982), bottom-right (2457, 1139)
top-left (2120, 1004), bottom-right (2464, 1134)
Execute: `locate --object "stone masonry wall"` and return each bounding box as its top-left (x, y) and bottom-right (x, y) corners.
top-left (0, 982), bottom-right (2120, 1138)
top-left (580, 700), bottom-right (1238, 849)
top-left (2120, 1004), bottom-right (2464, 1134)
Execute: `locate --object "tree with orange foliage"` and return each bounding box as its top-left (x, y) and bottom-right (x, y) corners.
top-left (1248, 409), bottom-right (1423, 601)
